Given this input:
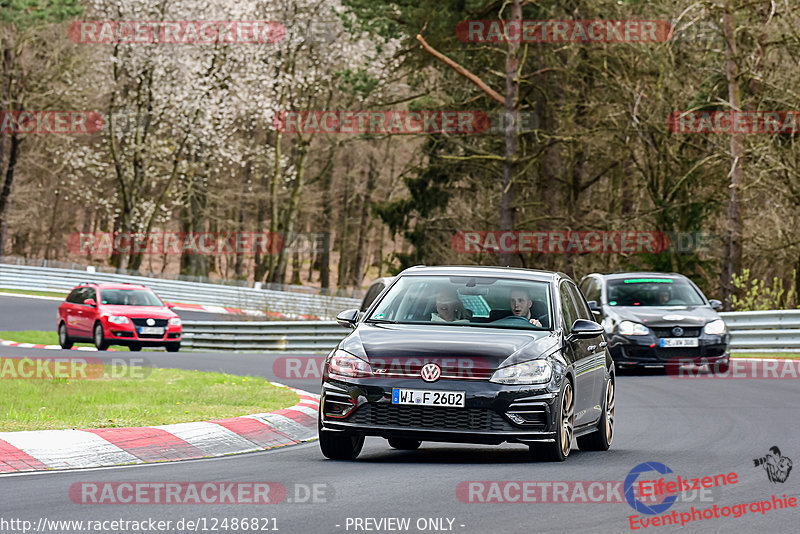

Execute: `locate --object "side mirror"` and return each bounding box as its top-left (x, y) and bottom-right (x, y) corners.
top-left (336, 308), bottom-right (360, 328)
top-left (83, 298), bottom-right (96, 307)
top-left (709, 299), bottom-right (722, 311)
top-left (569, 319), bottom-right (604, 339)
top-left (587, 300), bottom-right (602, 313)
top-left (165, 302), bottom-right (176, 309)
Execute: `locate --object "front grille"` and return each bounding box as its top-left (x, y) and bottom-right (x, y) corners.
top-left (651, 327), bottom-right (701, 338)
top-left (349, 403), bottom-right (513, 432)
top-left (131, 318), bottom-right (168, 327)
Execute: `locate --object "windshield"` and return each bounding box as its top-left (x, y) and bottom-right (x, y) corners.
top-left (99, 289), bottom-right (164, 306)
top-left (367, 275), bottom-right (552, 330)
top-left (606, 277), bottom-right (706, 307)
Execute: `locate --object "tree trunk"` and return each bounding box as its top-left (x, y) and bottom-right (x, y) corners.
top-left (720, 1), bottom-right (744, 310)
top-left (499, 0), bottom-right (522, 267)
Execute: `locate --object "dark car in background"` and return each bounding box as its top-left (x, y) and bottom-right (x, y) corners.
top-left (319, 266), bottom-right (615, 462)
top-left (57, 282), bottom-right (182, 351)
top-left (579, 272), bottom-right (729, 371)
top-left (359, 276), bottom-right (395, 313)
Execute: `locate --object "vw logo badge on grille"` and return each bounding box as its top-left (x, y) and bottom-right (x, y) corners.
top-left (672, 326), bottom-right (684, 337)
top-left (146, 318), bottom-right (155, 326)
top-left (420, 363), bottom-right (441, 383)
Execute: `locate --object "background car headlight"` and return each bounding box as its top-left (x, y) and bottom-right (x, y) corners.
top-left (618, 320), bottom-right (649, 336)
top-left (490, 360), bottom-right (552, 385)
top-left (327, 349), bottom-right (372, 378)
top-left (703, 319), bottom-right (727, 335)
top-left (169, 317), bottom-right (182, 326)
top-left (107, 315), bottom-right (129, 324)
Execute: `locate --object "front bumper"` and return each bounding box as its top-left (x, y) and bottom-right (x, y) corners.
top-left (609, 332), bottom-right (729, 366)
top-left (319, 377), bottom-right (560, 445)
top-left (105, 322), bottom-right (182, 344)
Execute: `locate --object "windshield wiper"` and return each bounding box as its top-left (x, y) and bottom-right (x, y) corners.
top-left (366, 319), bottom-right (400, 324)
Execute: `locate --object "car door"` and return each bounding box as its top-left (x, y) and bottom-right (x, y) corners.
top-left (567, 282), bottom-right (606, 424)
top-left (66, 287), bottom-right (90, 337)
top-left (61, 288), bottom-right (82, 336)
top-left (81, 287), bottom-right (98, 334)
top-left (559, 281), bottom-right (593, 427)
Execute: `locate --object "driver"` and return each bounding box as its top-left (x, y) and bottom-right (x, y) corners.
top-left (510, 289), bottom-right (543, 327)
top-left (656, 287), bottom-right (671, 305)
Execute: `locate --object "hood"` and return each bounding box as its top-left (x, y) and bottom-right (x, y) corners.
top-left (340, 323), bottom-right (561, 371)
top-left (608, 305), bottom-right (718, 327)
top-left (100, 305), bottom-right (176, 319)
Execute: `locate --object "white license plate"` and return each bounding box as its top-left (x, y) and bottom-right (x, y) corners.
top-left (139, 326), bottom-right (164, 335)
top-left (660, 337), bottom-right (699, 348)
top-left (392, 389), bottom-right (465, 408)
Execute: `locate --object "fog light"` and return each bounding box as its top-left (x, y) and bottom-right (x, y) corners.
top-left (507, 413), bottom-right (525, 425)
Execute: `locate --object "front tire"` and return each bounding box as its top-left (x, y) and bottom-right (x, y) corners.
top-left (530, 379), bottom-right (574, 462)
top-left (58, 323), bottom-right (73, 350)
top-left (165, 342), bottom-right (180, 352)
top-left (319, 417), bottom-right (364, 460)
top-left (577, 376), bottom-right (615, 451)
top-left (129, 343), bottom-right (142, 352)
top-left (93, 323), bottom-right (109, 351)
top-left (388, 438), bottom-right (421, 450)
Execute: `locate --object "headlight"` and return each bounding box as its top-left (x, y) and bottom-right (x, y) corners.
top-left (169, 317), bottom-right (182, 326)
top-left (490, 360), bottom-right (552, 385)
top-left (618, 320), bottom-right (649, 336)
top-left (703, 319), bottom-right (727, 335)
top-left (107, 315), bottom-right (129, 324)
top-left (327, 349), bottom-right (372, 378)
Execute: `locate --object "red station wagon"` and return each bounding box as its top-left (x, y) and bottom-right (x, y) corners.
top-left (57, 282), bottom-right (182, 351)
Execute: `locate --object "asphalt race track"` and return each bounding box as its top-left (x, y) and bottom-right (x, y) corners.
top-left (1, 304), bottom-right (798, 533)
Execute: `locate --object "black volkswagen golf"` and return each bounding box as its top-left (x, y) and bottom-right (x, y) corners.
top-left (319, 266), bottom-right (615, 462)
top-left (579, 272), bottom-right (730, 371)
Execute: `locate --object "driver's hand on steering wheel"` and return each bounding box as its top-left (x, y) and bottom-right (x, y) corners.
top-left (529, 318), bottom-right (542, 327)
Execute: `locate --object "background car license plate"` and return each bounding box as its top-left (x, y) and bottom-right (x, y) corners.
top-left (660, 337), bottom-right (699, 347)
top-left (139, 326), bottom-right (164, 335)
top-left (392, 389), bottom-right (465, 407)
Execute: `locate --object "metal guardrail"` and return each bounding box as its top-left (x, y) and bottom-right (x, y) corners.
top-left (719, 310), bottom-right (800, 351)
top-left (0, 263), bottom-right (360, 320)
top-left (181, 310), bottom-right (800, 353)
top-left (182, 320), bottom-right (344, 351)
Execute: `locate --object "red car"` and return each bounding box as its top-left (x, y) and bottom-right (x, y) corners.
top-left (57, 282), bottom-right (182, 351)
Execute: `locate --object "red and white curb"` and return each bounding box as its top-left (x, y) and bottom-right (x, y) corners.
top-left (0, 339), bottom-right (117, 351)
top-left (0, 384), bottom-right (319, 473)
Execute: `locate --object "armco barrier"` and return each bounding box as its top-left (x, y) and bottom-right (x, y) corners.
top-left (719, 310), bottom-right (800, 351)
top-left (181, 320), bottom-right (345, 351)
top-left (0, 262), bottom-right (360, 320)
top-left (181, 310), bottom-right (800, 352)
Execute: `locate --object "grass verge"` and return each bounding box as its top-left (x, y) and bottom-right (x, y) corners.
top-left (731, 352), bottom-right (800, 359)
top-left (0, 365), bottom-right (298, 431)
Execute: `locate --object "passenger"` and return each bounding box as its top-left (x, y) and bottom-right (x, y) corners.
top-left (431, 289), bottom-right (469, 323)
top-left (509, 288), bottom-right (543, 327)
